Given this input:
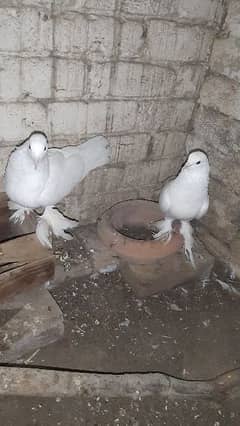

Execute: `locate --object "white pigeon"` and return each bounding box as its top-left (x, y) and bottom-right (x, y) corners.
top-left (5, 132), bottom-right (111, 248)
top-left (153, 150), bottom-right (210, 267)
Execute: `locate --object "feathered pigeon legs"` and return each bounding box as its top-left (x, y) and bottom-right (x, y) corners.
top-left (152, 217), bottom-right (173, 243)
top-left (36, 206), bottom-right (79, 248)
top-left (8, 201), bottom-right (32, 224)
top-left (179, 220), bottom-right (196, 268)
top-left (36, 217), bottom-right (52, 249)
top-left (8, 201), bottom-right (78, 248)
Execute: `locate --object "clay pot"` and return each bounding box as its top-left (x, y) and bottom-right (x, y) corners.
top-left (97, 199), bottom-right (183, 264)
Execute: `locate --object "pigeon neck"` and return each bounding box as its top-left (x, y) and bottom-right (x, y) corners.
top-left (181, 168), bottom-right (209, 187)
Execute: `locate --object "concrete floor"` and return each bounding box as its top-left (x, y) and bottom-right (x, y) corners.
top-left (1, 229), bottom-right (240, 425)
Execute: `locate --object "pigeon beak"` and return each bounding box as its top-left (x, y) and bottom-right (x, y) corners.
top-left (183, 162), bottom-right (193, 170)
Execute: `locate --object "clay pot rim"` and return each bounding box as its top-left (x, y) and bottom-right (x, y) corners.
top-left (97, 199), bottom-right (183, 264)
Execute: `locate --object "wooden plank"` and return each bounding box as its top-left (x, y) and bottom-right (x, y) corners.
top-left (0, 192), bottom-right (55, 302)
top-left (0, 235), bottom-right (55, 301)
top-left (0, 257), bottom-right (55, 302)
top-left (0, 192), bottom-right (36, 242)
top-left (0, 234), bottom-right (53, 264)
top-left (0, 287), bottom-right (64, 362)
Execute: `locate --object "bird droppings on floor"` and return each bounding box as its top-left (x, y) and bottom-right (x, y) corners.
top-left (1, 226), bottom-right (240, 424)
top-left (1, 394), bottom-right (238, 426)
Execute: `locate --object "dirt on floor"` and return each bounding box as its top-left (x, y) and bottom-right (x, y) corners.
top-left (1, 229), bottom-right (240, 425)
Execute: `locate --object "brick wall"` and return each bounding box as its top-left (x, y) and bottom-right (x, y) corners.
top-left (187, 0), bottom-right (240, 244)
top-left (0, 0), bottom-right (223, 222)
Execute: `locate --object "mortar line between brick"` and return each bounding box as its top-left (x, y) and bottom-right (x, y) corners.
top-left (0, 52), bottom-right (209, 67)
top-left (207, 70), bottom-right (240, 87)
top-left (185, 4), bottom-right (224, 149)
top-left (0, 129), bottom-right (189, 146)
top-left (105, 0), bottom-right (122, 133)
top-left (51, 8), bottom-right (222, 31)
top-left (50, 0), bottom-right (56, 107)
top-left (0, 97), bottom-right (197, 105)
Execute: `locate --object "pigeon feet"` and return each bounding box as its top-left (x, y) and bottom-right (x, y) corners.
top-left (152, 218), bottom-right (173, 243)
top-left (35, 206), bottom-right (79, 247)
top-left (179, 221), bottom-right (196, 269)
top-left (43, 207), bottom-right (78, 238)
top-left (185, 247), bottom-right (195, 269)
top-left (36, 218), bottom-right (53, 249)
top-left (9, 204), bottom-right (32, 225)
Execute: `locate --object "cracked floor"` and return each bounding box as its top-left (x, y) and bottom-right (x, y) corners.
top-left (0, 228), bottom-right (240, 425)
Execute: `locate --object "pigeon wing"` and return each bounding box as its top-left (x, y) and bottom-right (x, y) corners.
top-left (159, 183), bottom-right (172, 216)
top-left (196, 196), bottom-right (209, 219)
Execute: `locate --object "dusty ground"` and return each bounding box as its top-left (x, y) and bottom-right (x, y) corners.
top-left (1, 228), bottom-right (240, 425)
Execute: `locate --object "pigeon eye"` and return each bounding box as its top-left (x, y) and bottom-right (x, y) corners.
top-left (29, 145), bottom-right (31, 150)
top-left (196, 161), bottom-right (201, 165)
top-left (44, 146), bottom-right (47, 151)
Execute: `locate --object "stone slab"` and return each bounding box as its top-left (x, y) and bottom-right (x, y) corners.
top-left (0, 286), bottom-right (64, 362)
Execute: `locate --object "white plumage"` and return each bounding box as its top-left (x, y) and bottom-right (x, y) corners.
top-left (153, 150), bottom-right (210, 267)
top-left (5, 132), bottom-right (111, 247)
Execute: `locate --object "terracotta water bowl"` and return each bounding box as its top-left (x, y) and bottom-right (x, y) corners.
top-left (97, 200), bottom-right (183, 264)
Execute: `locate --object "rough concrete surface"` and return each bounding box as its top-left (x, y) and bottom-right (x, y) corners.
top-left (0, 287), bottom-right (64, 362)
top-left (1, 266), bottom-right (240, 424)
top-left (0, 226), bottom-right (240, 424)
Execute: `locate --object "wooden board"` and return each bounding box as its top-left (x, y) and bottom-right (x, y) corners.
top-left (0, 192), bottom-right (36, 242)
top-left (0, 193), bottom-right (55, 301)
